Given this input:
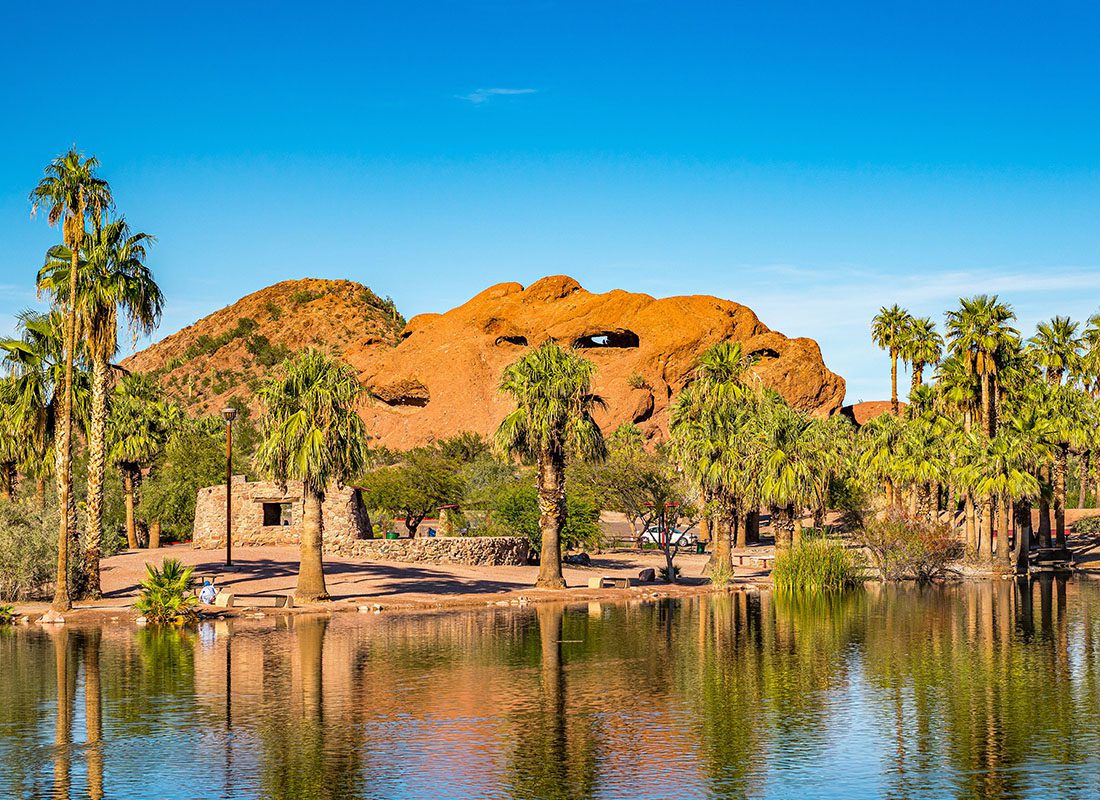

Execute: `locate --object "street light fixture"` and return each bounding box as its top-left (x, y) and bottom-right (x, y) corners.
top-left (221, 407), bottom-right (237, 567)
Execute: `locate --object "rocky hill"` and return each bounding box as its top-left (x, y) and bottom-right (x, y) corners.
top-left (122, 278), bottom-right (404, 417)
top-left (128, 275), bottom-right (846, 447)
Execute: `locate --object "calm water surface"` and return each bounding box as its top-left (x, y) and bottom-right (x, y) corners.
top-left (3, 579), bottom-right (1100, 799)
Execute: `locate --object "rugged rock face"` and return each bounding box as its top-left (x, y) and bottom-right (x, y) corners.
top-left (123, 278), bottom-right (403, 417)
top-left (840, 401), bottom-right (902, 427)
top-left (348, 275), bottom-right (845, 448)
top-left (130, 274), bottom-right (845, 447)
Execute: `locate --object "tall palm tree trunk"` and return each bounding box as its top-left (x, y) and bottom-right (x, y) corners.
top-left (122, 468), bottom-right (139, 550)
top-left (735, 510), bottom-right (748, 549)
top-left (52, 229), bottom-right (81, 612)
top-left (296, 489), bottom-right (330, 601)
top-left (965, 493), bottom-right (977, 557)
top-left (79, 356), bottom-right (109, 598)
top-left (1078, 451), bottom-right (1090, 509)
top-left (910, 360), bottom-right (923, 398)
top-left (746, 509), bottom-right (760, 545)
top-left (996, 496), bottom-right (1011, 564)
top-left (0, 465), bottom-right (13, 500)
top-left (890, 350), bottom-right (899, 415)
top-left (1054, 446), bottom-right (1068, 548)
top-left (1012, 502), bottom-right (1031, 573)
top-left (773, 505), bottom-right (794, 552)
top-left (980, 496), bottom-right (994, 560)
top-left (535, 451), bottom-right (567, 589)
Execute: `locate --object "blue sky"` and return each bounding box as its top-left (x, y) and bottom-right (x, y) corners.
top-left (2, 1), bottom-right (1099, 403)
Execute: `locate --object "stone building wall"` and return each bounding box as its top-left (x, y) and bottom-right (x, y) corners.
top-left (192, 475), bottom-right (372, 549)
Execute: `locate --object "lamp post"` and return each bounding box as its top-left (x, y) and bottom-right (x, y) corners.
top-left (221, 407), bottom-right (237, 567)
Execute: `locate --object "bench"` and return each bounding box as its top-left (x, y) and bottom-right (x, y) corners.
top-left (204, 593), bottom-right (294, 609)
top-left (234, 594), bottom-right (294, 609)
top-left (587, 576), bottom-right (632, 589)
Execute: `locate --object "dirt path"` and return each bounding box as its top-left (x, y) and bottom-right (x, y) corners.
top-left (10, 543), bottom-right (774, 620)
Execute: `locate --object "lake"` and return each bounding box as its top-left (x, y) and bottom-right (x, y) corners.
top-left (3, 578), bottom-right (1100, 799)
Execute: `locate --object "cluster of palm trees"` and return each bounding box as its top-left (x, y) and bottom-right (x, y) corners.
top-left (668, 342), bottom-right (853, 578)
top-left (867, 297), bottom-right (1100, 567)
top-left (2, 150), bottom-right (163, 609)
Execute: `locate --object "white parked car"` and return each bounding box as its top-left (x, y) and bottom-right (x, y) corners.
top-left (640, 527), bottom-right (697, 547)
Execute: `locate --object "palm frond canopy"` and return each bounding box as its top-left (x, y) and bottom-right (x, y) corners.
top-left (256, 349), bottom-right (369, 497)
top-left (494, 340), bottom-right (606, 463)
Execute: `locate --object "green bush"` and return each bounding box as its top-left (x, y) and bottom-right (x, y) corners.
top-left (135, 559), bottom-right (199, 624)
top-left (856, 512), bottom-right (962, 581)
top-left (0, 501), bottom-right (58, 600)
top-left (0, 605), bottom-right (15, 624)
top-left (1073, 515), bottom-right (1100, 535)
top-left (289, 289), bottom-right (322, 306)
top-left (264, 300), bottom-right (283, 320)
top-left (772, 537), bottom-right (865, 592)
top-left (492, 482), bottom-right (603, 552)
top-left (245, 334), bottom-right (291, 367)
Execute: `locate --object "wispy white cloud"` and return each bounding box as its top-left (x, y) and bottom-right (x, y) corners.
top-left (457, 87), bottom-right (537, 104)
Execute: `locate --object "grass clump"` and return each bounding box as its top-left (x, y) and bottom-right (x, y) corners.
top-left (772, 537), bottom-right (864, 592)
top-left (135, 559), bottom-right (199, 624)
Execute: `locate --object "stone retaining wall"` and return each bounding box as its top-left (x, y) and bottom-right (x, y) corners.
top-left (330, 536), bottom-right (531, 566)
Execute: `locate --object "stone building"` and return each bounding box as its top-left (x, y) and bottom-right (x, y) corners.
top-left (192, 475), bottom-right (372, 549)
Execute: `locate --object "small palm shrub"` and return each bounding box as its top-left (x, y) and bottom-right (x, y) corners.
top-left (856, 512), bottom-right (962, 581)
top-left (135, 559), bottom-right (199, 624)
top-left (659, 564), bottom-right (681, 582)
top-left (0, 605), bottom-right (15, 625)
top-left (772, 537), bottom-right (865, 591)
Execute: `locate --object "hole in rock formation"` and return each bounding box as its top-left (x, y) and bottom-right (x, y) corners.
top-left (495, 335), bottom-right (528, 346)
top-left (749, 347), bottom-right (781, 361)
top-left (572, 329), bottom-right (640, 349)
top-left (372, 379), bottom-right (430, 408)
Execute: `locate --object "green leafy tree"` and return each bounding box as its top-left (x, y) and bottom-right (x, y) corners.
top-left (495, 341), bottom-right (606, 589)
top-left (29, 148), bottom-right (113, 611)
top-left (359, 446), bottom-right (465, 535)
top-left (256, 349), bottom-right (368, 602)
top-left (38, 217), bottom-right (162, 596)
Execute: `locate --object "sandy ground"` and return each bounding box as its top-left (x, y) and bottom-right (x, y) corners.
top-left (10, 543), bottom-right (774, 620)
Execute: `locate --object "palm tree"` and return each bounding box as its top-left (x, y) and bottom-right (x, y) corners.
top-left (957, 430), bottom-right (1040, 564)
top-left (0, 311), bottom-right (89, 510)
top-left (0, 378), bottom-right (27, 499)
top-left (108, 375), bottom-right (179, 550)
top-left (495, 341), bottom-right (606, 589)
top-left (871, 305), bottom-right (913, 415)
top-left (749, 399), bottom-right (820, 551)
top-left (256, 349), bottom-right (368, 602)
top-left (29, 149), bottom-right (113, 611)
top-left (670, 342), bottom-right (756, 576)
top-left (900, 316), bottom-right (943, 398)
top-left (1043, 385), bottom-right (1092, 548)
top-left (1028, 316), bottom-right (1081, 386)
top-left (39, 218), bottom-right (162, 598)
top-left (945, 295), bottom-right (1018, 438)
